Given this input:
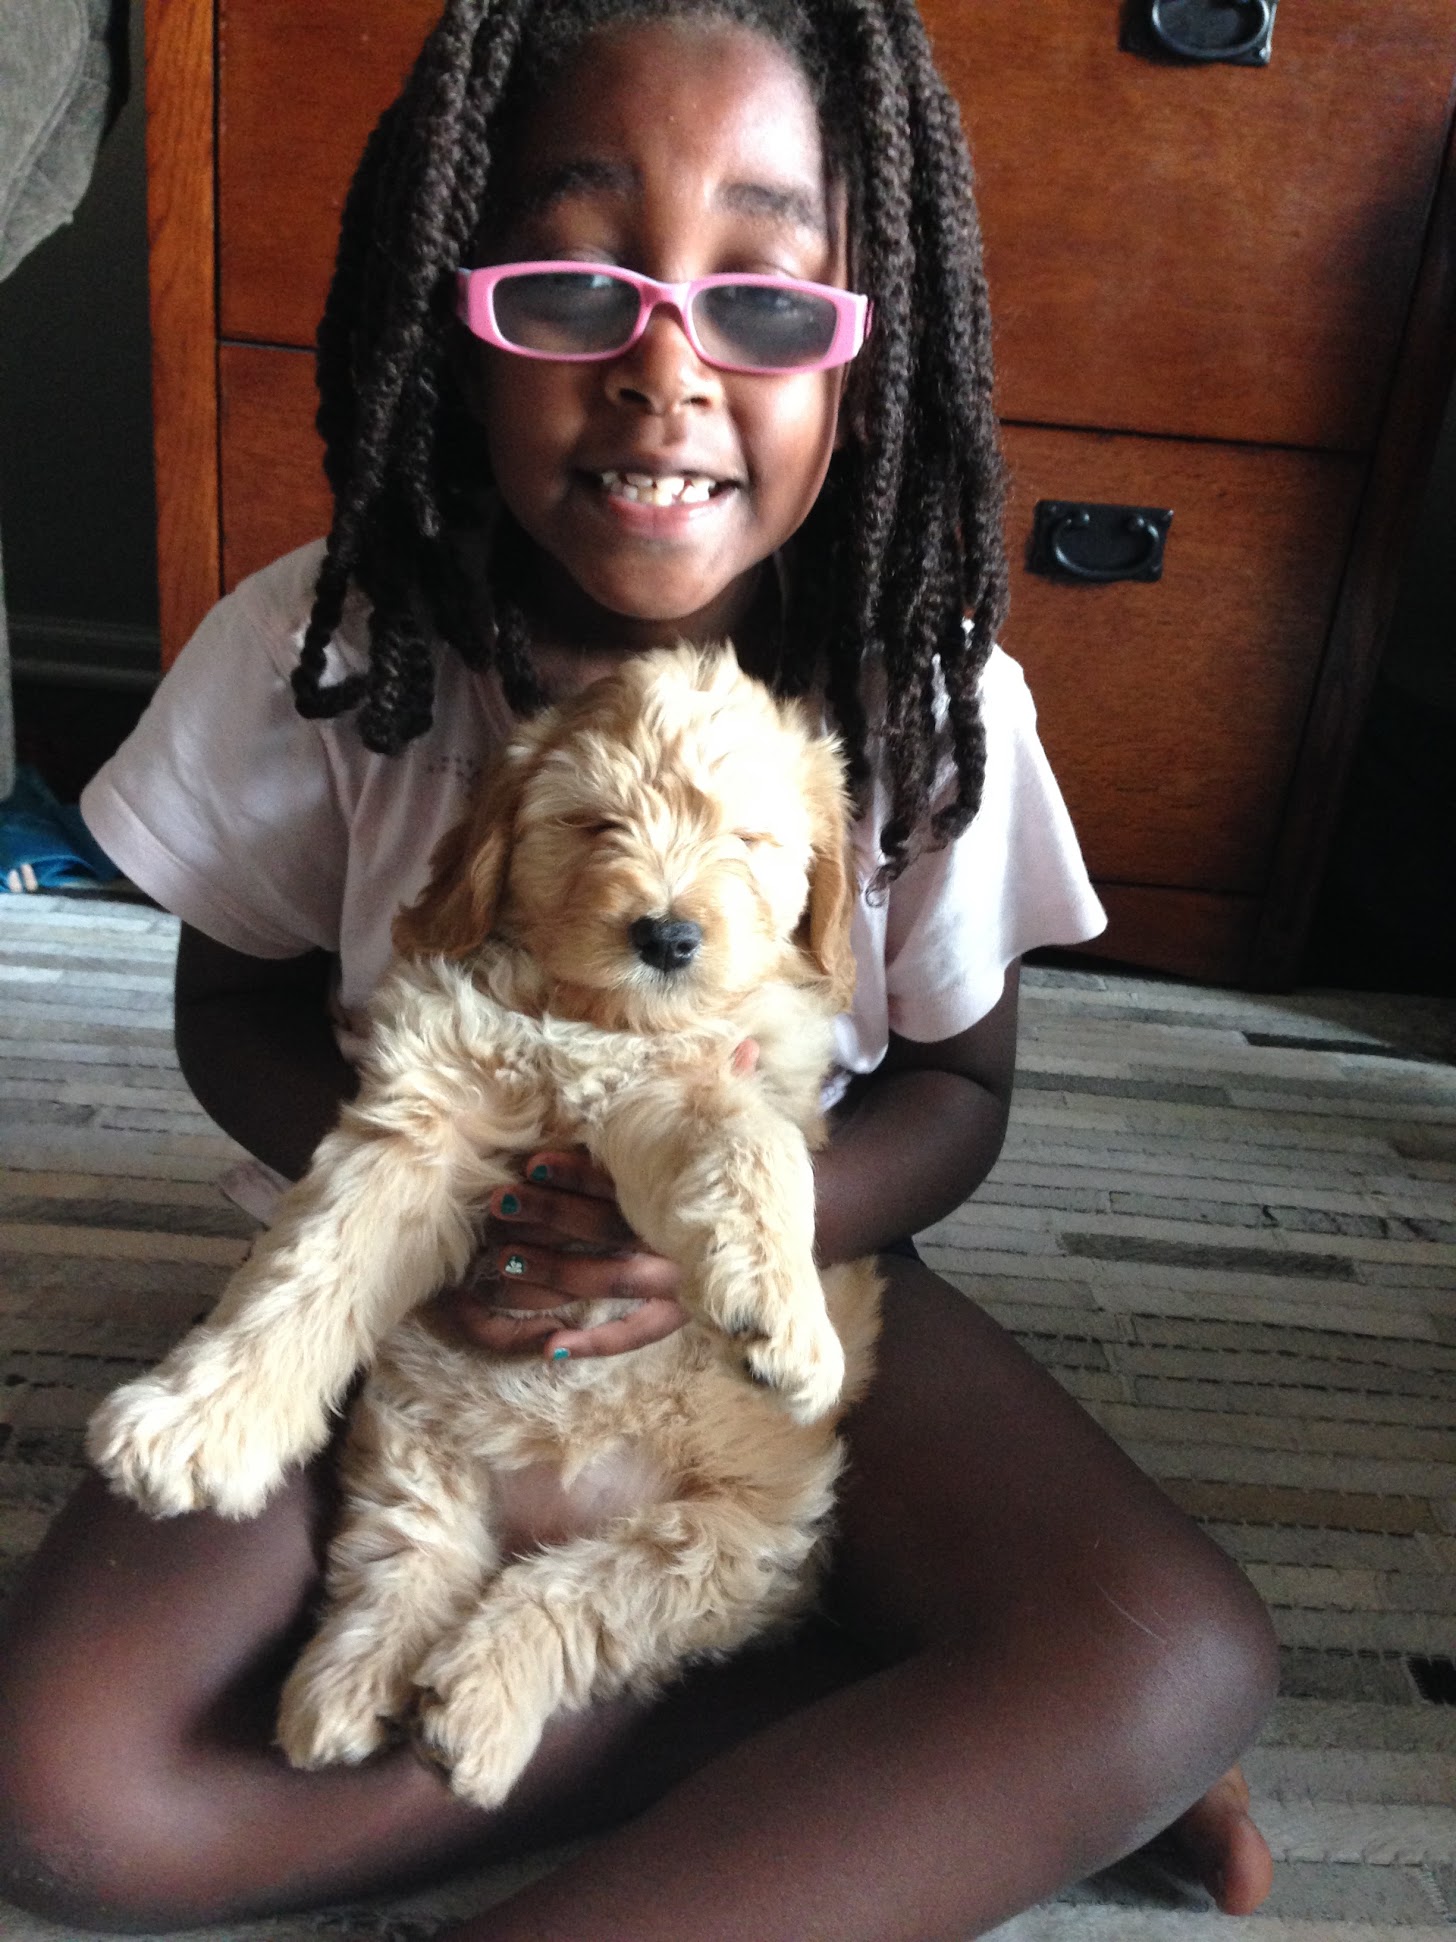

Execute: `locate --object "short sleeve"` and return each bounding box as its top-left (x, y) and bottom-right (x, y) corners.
top-left (885, 649), bottom-right (1106, 1039)
top-left (79, 544), bottom-right (351, 959)
top-left (833, 647), bottom-right (1105, 1077)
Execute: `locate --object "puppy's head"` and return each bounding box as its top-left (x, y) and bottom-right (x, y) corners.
top-left (394, 646), bottom-right (856, 1030)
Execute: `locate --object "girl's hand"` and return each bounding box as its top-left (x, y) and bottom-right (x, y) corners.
top-left (445, 1151), bottom-right (688, 1362)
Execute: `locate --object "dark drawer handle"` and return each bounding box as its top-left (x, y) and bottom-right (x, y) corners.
top-left (1147, 0), bottom-right (1275, 64)
top-left (1030, 502), bottom-right (1173, 583)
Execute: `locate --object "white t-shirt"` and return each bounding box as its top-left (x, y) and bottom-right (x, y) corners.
top-left (81, 542), bottom-right (1105, 1082)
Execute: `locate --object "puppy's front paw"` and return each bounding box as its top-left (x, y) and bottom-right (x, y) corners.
top-left (86, 1355), bottom-right (317, 1520)
top-left (740, 1302), bottom-right (846, 1424)
top-left (276, 1637), bottom-right (408, 1769)
top-left (706, 1264), bottom-right (846, 1423)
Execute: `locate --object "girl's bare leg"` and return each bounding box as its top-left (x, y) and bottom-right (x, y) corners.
top-left (0, 1464), bottom-right (869, 1929)
top-left (0, 1260), bottom-right (1277, 1937)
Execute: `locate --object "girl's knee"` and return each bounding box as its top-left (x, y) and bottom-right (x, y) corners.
top-left (1170, 1522), bottom-right (1281, 1749)
top-left (0, 1671), bottom-right (212, 1931)
top-left (1061, 1522), bottom-right (1279, 1825)
top-left (932, 1512), bottom-right (1277, 1800)
top-left (0, 1773), bottom-right (232, 1934)
top-left (0, 1723), bottom-right (128, 1928)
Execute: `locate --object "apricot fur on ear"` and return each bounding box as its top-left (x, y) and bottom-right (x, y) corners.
top-left (392, 739), bottom-right (539, 960)
top-left (797, 739), bottom-right (857, 1013)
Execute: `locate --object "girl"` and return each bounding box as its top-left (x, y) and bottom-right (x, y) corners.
top-left (0, 2), bottom-right (1279, 1935)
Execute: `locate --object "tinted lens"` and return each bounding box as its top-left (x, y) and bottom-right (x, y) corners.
top-left (492, 270), bottom-right (639, 354)
top-left (692, 282), bottom-right (839, 369)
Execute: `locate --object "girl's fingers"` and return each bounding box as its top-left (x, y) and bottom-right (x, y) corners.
top-left (488, 1177), bottom-right (636, 1248)
top-left (544, 1298), bottom-right (690, 1362)
top-left (494, 1243), bottom-right (682, 1306)
top-left (522, 1150), bottom-right (619, 1200)
top-left (447, 1293), bottom-right (690, 1360)
top-left (443, 1250), bottom-right (689, 1358)
top-left (441, 1154), bottom-right (685, 1361)
top-left (451, 1306), bottom-right (560, 1356)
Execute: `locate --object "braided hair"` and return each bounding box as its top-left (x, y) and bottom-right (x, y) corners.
top-left (296, 0), bottom-right (1007, 882)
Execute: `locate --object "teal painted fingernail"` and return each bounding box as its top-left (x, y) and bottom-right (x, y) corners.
top-left (529, 1163), bottom-right (551, 1183)
top-left (499, 1192), bottom-right (521, 1216)
top-left (551, 1346), bottom-right (571, 1362)
top-left (503, 1252), bottom-right (526, 1276)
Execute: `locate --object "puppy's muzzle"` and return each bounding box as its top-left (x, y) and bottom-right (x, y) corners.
top-left (630, 916), bottom-right (702, 974)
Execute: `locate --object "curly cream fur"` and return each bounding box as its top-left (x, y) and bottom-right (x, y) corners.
top-left (87, 646), bottom-right (883, 1809)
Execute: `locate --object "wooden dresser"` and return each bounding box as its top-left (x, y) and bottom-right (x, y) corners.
top-left (145, 0), bottom-right (1456, 985)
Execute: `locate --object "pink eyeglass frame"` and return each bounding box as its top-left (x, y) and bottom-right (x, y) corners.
top-left (455, 262), bottom-right (873, 374)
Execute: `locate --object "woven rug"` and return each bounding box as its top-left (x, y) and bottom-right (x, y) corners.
top-left (2, 891), bottom-right (1454, 1940)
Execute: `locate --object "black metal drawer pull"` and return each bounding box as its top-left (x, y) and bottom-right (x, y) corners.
top-left (1030, 502), bottom-right (1173, 584)
top-left (1146, 0), bottom-right (1276, 65)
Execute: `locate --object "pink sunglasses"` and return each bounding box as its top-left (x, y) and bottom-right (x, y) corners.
top-left (455, 261), bottom-right (872, 375)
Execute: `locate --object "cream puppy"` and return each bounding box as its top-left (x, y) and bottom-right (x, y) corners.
top-left (88, 646), bottom-right (882, 1809)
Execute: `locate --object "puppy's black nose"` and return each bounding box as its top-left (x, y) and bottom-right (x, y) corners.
top-left (630, 916), bottom-right (702, 972)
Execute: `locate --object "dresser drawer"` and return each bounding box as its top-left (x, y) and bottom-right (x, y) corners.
top-left (923, 0), bottom-right (1456, 450)
top-left (1000, 424), bottom-right (1364, 892)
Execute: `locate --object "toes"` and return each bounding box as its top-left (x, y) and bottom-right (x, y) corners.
top-left (1167, 1768), bottom-right (1274, 1917)
top-left (276, 1649), bottom-right (409, 1768)
top-left (412, 1690), bottom-right (528, 1810)
top-left (742, 1326), bottom-right (845, 1422)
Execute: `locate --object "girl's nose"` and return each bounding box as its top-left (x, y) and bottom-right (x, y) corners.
top-left (605, 305), bottom-right (721, 414)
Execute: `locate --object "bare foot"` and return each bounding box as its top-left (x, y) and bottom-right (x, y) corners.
top-left (1166, 1765), bottom-right (1273, 1915)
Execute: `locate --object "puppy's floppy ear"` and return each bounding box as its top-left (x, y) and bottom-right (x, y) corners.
top-left (392, 734), bottom-right (542, 960)
top-left (797, 737), bottom-right (857, 1012)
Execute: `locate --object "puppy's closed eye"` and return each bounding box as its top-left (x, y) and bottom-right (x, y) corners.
top-left (561, 816), bottom-right (626, 838)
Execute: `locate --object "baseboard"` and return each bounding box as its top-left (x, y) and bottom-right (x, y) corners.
top-left (8, 613), bottom-right (160, 691)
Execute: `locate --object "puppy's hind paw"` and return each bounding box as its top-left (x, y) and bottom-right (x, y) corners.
top-left (276, 1646), bottom-right (404, 1769)
top-left (411, 1636), bottom-right (552, 1811)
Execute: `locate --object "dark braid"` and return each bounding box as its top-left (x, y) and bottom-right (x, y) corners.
top-left (303, 0), bottom-right (1007, 880)
top-left (296, 0), bottom-right (532, 747)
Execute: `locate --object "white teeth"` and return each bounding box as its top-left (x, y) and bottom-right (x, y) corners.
top-left (599, 470), bottom-right (718, 506)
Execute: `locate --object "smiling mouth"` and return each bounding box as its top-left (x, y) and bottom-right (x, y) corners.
top-left (594, 470), bottom-right (734, 507)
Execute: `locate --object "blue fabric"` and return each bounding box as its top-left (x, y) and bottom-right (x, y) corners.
top-left (880, 1235), bottom-right (921, 1262)
top-left (0, 763), bottom-right (118, 889)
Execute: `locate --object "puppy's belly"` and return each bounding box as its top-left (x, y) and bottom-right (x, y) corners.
top-left (492, 1447), bottom-right (669, 1558)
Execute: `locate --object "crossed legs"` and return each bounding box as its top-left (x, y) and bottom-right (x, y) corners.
top-left (0, 1258), bottom-right (1277, 1938)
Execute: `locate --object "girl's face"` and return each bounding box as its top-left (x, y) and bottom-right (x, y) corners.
top-left (463, 19), bottom-right (850, 655)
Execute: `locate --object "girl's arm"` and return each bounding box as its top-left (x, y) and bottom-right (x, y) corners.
top-left (814, 961), bottom-right (1020, 1263)
top-left (174, 925), bottom-right (357, 1184)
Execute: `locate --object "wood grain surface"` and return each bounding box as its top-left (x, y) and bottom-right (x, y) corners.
top-left (1080, 882), bottom-right (1257, 983)
top-left (1250, 112), bottom-right (1456, 985)
top-left (219, 344), bottom-right (329, 589)
top-left (923, 0), bottom-right (1456, 451)
top-left (218, 0), bottom-right (438, 345)
top-left (147, 0), bottom-right (221, 666)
